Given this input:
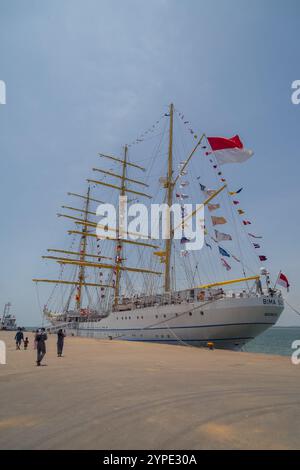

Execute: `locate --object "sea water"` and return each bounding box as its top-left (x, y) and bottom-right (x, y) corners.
top-left (243, 327), bottom-right (300, 356)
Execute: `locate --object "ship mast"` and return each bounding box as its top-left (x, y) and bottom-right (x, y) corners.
top-left (32, 105), bottom-right (236, 319)
top-left (164, 103), bottom-right (174, 293)
top-left (114, 145), bottom-right (128, 307)
top-left (76, 186), bottom-right (90, 310)
top-left (34, 137), bottom-right (164, 313)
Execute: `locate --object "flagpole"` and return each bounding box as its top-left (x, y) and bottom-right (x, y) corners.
top-left (273, 270), bottom-right (281, 290)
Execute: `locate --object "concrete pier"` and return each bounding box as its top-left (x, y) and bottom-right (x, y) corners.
top-left (0, 331), bottom-right (299, 449)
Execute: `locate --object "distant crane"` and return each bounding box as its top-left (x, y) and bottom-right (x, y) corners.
top-left (1, 302), bottom-right (11, 324)
top-left (1, 302), bottom-right (17, 330)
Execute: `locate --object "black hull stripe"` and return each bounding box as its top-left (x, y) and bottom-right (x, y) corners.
top-left (124, 337), bottom-right (253, 342)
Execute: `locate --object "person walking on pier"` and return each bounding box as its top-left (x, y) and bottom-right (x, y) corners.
top-left (57, 329), bottom-right (65, 357)
top-left (14, 328), bottom-right (24, 350)
top-left (35, 328), bottom-right (48, 366)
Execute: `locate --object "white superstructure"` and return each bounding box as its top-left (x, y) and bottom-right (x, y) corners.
top-left (47, 289), bottom-right (284, 350)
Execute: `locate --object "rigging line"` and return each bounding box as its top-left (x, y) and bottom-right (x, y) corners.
top-left (226, 181), bottom-right (262, 274)
top-left (207, 232), bottom-right (257, 278)
top-left (174, 168), bottom-right (204, 286)
top-left (174, 109), bottom-right (200, 151)
top-left (172, 245), bottom-right (176, 292)
top-left (201, 198), bottom-right (223, 284)
top-left (199, 155), bottom-right (256, 280)
top-left (208, 147), bottom-right (262, 275)
top-left (206, 239), bottom-right (223, 286)
top-left (173, 111), bottom-right (197, 179)
top-left (163, 318), bottom-right (203, 348)
top-left (175, 138), bottom-right (206, 282)
top-left (224, 195), bottom-right (246, 275)
top-left (130, 132), bottom-right (164, 145)
top-left (189, 250), bottom-right (202, 286)
top-left (191, 263), bottom-right (200, 287)
top-left (175, 111), bottom-right (247, 284)
top-left (241, 220), bottom-right (263, 272)
top-left (225, 178), bottom-right (266, 270)
top-left (284, 298), bottom-right (300, 317)
top-left (173, 244), bottom-right (195, 291)
top-left (199, 150), bottom-right (258, 281)
top-left (202, 192), bottom-right (227, 285)
top-left (144, 118), bottom-right (168, 184)
top-left (194, 164), bottom-right (223, 285)
top-left (61, 263), bottom-right (78, 309)
top-left (164, 321), bottom-right (191, 347)
top-left (34, 283), bottom-right (45, 326)
top-left (65, 285), bottom-right (76, 313)
top-left (120, 124), bottom-right (167, 295)
top-left (113, 125), bottom-right (166, 297)
top-left (202, 242), bottom-right (219, 286)
top-left (127, 114), bottom-right (165, 149)
top-left (46, 232), bottom-right (77, 307)
top-left (184, 247), bottom-right (197, 288)
top-left (84, 283), bottom-right (92, 307)
top-left (208, 144), bottom-right (250, 284)
top-left (193, 188), bottom-right (219, 285)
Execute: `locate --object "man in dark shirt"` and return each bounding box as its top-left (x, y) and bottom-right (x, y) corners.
top-left (35, 328), bottom-right (48, 366)
top-left (14, 328), bottom-right (24, 350)
top-left (57, 329), bottom-right (66, 357)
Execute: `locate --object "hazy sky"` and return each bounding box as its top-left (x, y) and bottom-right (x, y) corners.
top-left (1, 0), bottom-right (300, 325)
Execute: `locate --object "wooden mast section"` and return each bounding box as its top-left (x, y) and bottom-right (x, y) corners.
top-left (75, 186), bottom-right (90, 310)
top-left (114, 145), bottom-right (127, 307)
top-left (33, 154), bottom-right (160, 309)
top-left (164, 103), bottom-right (174, 293)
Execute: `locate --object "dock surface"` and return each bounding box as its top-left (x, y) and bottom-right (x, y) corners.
top-left (0, 331), bottom-right (299, 450)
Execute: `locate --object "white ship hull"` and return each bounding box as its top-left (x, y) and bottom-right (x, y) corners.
top-left (69, 294), bottom-right (284, 350)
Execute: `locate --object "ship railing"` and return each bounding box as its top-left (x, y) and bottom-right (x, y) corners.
top-left (116, 287), bottom-right (282, 310)
top-left (223, 288), bottom-right (281, 299)
top-left (45, 322), bottom-right (76, 333)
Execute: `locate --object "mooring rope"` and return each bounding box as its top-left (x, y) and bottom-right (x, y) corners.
top-left (34, 283), bottom-right (45, 327)
top-left (284, 298), bottom-right (300, 317)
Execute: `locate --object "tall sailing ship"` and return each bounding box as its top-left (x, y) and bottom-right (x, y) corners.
top-left (33, 103), bottom-right (284, 349)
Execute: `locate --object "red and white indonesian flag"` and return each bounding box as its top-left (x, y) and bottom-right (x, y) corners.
top-left (207, 135), bottom-right (253, 165)
top-left (276, 272), bottom-right (290, 291)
